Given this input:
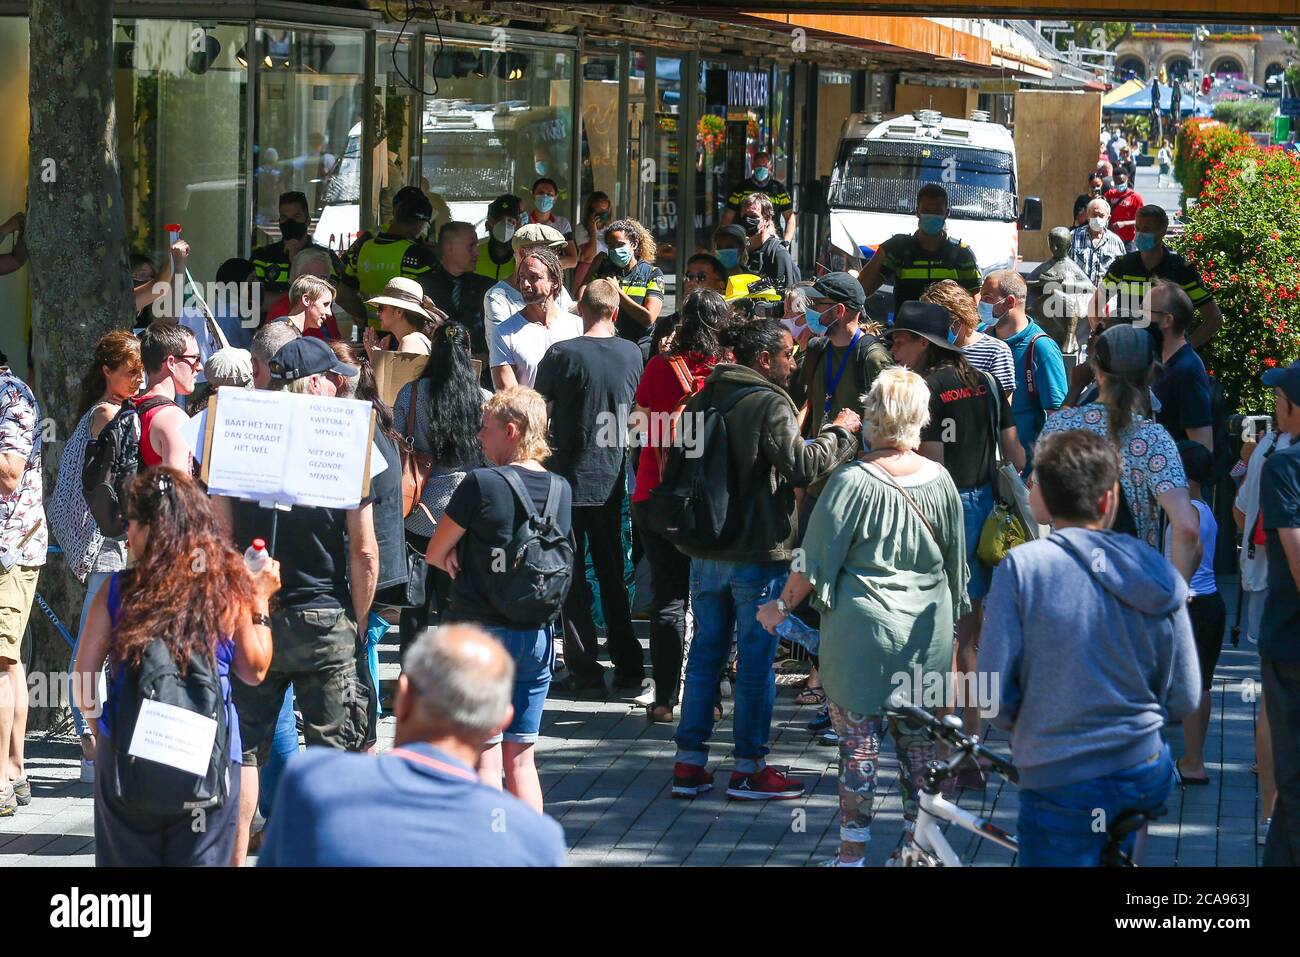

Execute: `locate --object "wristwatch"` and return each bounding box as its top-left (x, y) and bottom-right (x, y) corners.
top-left (251, 611), bottom-right (272, 627)
top-left (776, 598), bottom-right (790, 617)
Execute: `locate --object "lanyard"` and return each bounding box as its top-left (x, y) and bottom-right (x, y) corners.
top-left (388, 746), bottom-right (479, 782)
top-left (824, 330), bottom-right (862, 415)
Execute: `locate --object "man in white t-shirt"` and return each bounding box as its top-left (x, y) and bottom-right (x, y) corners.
top-left (1237, 422), bottom-right (1294, 641)
top-left (483, 222), bottom-right (576, 344)
top-left (490, 246), bottom-right (582, 390)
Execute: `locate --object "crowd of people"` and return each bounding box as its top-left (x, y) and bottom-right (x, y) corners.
top-left (0, 145), bottom-right (1296, 872)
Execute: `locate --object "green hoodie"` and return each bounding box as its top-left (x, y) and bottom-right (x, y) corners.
top-left (676, 362), bottom-right (858, 564)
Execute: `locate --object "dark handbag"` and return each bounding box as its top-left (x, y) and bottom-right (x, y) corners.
top-left (401, 390), bottom-right (434, 518)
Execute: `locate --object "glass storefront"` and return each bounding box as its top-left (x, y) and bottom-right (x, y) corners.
top-left (579, 43), bottom-right (621, 210)
top-left (421, 36), bottom-right (574, 232)
top-left (251, 25), bottom-right (366, 254)
top-left (650, 54), bottom-right (682, 278)
top-left (114, 20), bottom-right (249, 285)
top-left (375, 33), bottom-right (420, 228)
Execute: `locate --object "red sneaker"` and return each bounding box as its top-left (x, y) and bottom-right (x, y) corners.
top-left (672, 762), bottom-right (714, 799)
top-left (726, 766), bottom-right (805, 801)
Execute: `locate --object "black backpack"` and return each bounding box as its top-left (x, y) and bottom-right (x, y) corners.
top-left (110, 634), bottom-right (231, 817)
top-left (644, 386), bottom-right (766, 550)
top-left (476, 467), bottom-right (574, 626)
top-left (82, 396), bottom-right (172, 538)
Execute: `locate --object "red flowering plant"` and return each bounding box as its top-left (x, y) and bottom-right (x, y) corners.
top-left (1173, 143), bottom-right (1300, 411)
top-left (1174, 118), bottom-right (1253, 211)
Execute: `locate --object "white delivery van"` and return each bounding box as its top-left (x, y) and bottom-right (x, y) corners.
top-left (820, 109), bottom-right (1041, 279)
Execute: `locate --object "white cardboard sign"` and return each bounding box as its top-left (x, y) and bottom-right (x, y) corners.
top-left (127, 698), bottom-right (219, 777)
top-left (202, 387), bottom-right (375, 509)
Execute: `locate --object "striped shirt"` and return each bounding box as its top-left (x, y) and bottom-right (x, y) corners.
top-left (1068, 224), bottom-right (1127, 288)
top-left (961, 333), bottom-right (1016, 396)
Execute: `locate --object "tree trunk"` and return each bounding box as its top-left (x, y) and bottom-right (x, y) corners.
top-left (26, 0), bottom-right (132, 729)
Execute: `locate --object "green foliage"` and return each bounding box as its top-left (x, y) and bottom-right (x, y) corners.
top-left (1173, 118), bottom-right (1253, 211)
top-left (1172, 136), bottom-right (1300, 411)
top-left (1211, 100), bottom-right (1278, 134)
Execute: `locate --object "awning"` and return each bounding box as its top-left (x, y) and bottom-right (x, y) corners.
top-left (1102, 78), bottom-right (1145, 107)
top-left (1104, 82), bottom-right (1212, 116)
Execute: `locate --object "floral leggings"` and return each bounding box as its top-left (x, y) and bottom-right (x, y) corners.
top-left (827, 700), bottom-right (953, 845)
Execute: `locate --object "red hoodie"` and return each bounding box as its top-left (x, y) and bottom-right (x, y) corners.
top-left (632, 351), bottom-right (718, 502)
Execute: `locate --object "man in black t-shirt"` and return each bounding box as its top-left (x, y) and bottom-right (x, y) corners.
top-left (1149, 280), bottom-right (1213, 452)
top-left (1257, 359), bottom-right (1300, 864)
top-left (535, 279), bottom-right (645, 693)
top-left (221, 337), bottom-right (378, 866)
top-left (739, 192), bottom-right (799, 291)
top-left (425, 221), bottom-right (496, 356)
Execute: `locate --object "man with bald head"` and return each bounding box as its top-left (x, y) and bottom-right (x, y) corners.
top-left (258, 624), bottom-right (567, 866)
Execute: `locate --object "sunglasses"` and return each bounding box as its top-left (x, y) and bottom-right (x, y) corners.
top-left (175, 353), bottom-right (203, 371)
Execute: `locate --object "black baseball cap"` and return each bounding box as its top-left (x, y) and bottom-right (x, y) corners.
top-left (884, 301), bottom-right (962, 353)
top-left (1263, 359), bottom-right (1300, 406)
top-left (810, 272), bottom-right (866, 313)
top-left (1094, 323), bottom-right (1154, 375)
top-left (487, 194), bottom-right (524, 221)
top-left (268, 337), bottom-right (358, 383)
top-left (394, 190), bottom-right (433, 222)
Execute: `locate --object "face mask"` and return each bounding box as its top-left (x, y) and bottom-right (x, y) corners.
top-left (918, 214), bottom-right (946, 236)
top-left (609, 244), bottom-right (633, 268)
top-left (1088, 215), bottom-right (1108, 231)
top-left (534, 161), bottom-right (548, 176)
top-left (978, 301), bottom-right (995, 325)
top-left (492, 221), bottom-right (516, 244)
top-left (803, 308), bottom-right (826, 335)
top-left (1114, 182), bottom-right (1129, 193)
top-left (1135, 231), bottom-right (1158, 253)
top-left (741, 215), bottom-right (762, 237)
top-left (716, 248), bottom-right (741, 270)
top-left (280, 219), bottom-right (308, 241)
top-left (947, 325), bottom-right (959, 344)
top-left (752, 166), bottom-right (771, 184)
top-left (535, 194), bottom-right (555, 214)
top-left (597, 210), bottom-right (612, 224)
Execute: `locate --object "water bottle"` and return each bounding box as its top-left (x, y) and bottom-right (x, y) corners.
top-left (244, 537), bottom-right (269, 573)
top-left (774, 611), bottom-right (820, 657)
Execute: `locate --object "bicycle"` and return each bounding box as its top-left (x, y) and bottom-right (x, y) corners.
top-left (20, 546), bottom-right (80, 738)
top-left (883, 690), bottom-right (1164, 867)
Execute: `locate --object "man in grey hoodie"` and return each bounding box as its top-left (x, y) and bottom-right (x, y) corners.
top-left (979, 428), bottom-right (1200, 866)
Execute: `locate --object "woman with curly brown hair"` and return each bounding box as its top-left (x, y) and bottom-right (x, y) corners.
top-left (576, 217), bottom-right (664, 343)
top-left (73, 467), bottom-right (279, 866)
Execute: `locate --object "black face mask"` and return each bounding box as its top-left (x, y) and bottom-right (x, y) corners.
top-left (279, 219), bottom-right (308, 241)
top-left (742, 215), bottom-right (762, 237)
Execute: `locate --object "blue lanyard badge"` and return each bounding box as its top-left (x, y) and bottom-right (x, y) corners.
top-left (824, 330), bottom-right (862, 415)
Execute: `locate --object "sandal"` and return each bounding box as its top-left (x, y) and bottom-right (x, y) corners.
top-left (795, 685), bottom-right (826, 707)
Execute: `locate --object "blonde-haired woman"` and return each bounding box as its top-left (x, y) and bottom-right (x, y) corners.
top-left (758, 366), bottom-right (969, 866)
top-left (426, 386), bottom-right (572, 812)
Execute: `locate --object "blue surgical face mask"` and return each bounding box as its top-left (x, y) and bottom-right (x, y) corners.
top-left (947, 325), bottom-right (959, 344)
top-left (609, 244), bottom-right (633, 268)
top-left (535, 194), bottom-right (556, 214)
top-left (534, 160), bottom-right (548, 176)
top-left (805, 307), bottom-right (827, 334)
top-left (918, 213), bottom-right (946, 236)
top-left (978, 301), bottom-right (996, 325)
top-left (753, 166), bottom-right (771, 183)
top-left (716, 248), bottom-right (741, 270)
top-left (1135, 231), bottom-right (1158, 253)
top-left (1114, 182), bottom-right (1129, 192)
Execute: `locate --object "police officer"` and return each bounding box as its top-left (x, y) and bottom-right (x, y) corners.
top-left (339, 191), bottom-right (438, 329)
top-left (721, 151), bottom-right (796, 246)
top-left (251, 190), bottom-right (342, 298)
top-left (857, 183), bottom-right (981, 317)
top-left (739, 192), bottom-right (799, 291)
top-left (476, 194), bottom-right (524, 283)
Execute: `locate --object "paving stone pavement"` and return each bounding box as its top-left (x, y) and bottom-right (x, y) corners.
top-left (1, 574), bottom-right (1270, 867)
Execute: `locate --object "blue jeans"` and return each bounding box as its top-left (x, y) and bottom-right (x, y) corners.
top-left (257, 686), bottom-right (300, 820)
top-left (958, 484), bottom-right (995, 601)
top-left (675, 559), bottom-right (787, 774)
top-left (1017, 747), bottom-right (1175, 866)
top-left (69, 571), bottom-right (112, 738)
top-left (485, 625), bottom-right (554, 745)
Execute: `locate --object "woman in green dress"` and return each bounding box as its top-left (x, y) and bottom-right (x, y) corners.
top-left (758, 366), bottom-right (969, 867)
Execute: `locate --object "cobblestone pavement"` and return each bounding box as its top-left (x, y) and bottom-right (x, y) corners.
top-left (0, 574), bottom-right (1269, 868)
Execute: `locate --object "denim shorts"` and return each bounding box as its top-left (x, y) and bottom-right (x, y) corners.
top-left (959, 484), bottom-right (996, 602)
top-left (485, 625), bottom-right (554, 745)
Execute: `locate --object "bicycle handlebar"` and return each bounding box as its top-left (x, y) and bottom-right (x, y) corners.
top-left (885, 689), bottom-right (1019, 785)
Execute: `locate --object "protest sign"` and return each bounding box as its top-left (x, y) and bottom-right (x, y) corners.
top-left (369, 347), bottom-right (481, 406)
top-left (201, 387), bottom-right (375, 509)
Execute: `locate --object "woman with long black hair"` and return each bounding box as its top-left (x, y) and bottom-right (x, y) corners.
top-left (73, 468), bottom-right (278, 865)
top-left (630, 289), bottom-right (728, 722)
top-left (393, 322), bottom-right (485, 654)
